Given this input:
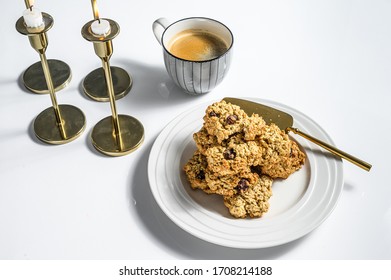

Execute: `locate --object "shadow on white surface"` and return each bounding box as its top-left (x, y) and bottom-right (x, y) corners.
top-left (116, 59), bottom-right (203, 109)
top-left (130, 141), bottom-right (309, 260)
top-left (17, 71), bottom-right (35, 95)
top-left (343, 182), bottom-right (355, 192)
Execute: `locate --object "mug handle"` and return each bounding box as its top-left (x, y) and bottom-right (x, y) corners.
top-left (152, 17), bottom-right (171, 45)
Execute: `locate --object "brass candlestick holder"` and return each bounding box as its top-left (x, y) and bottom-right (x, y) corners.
top-left (81, 18), bottom-right (144, 156)
top-left (18, 1), bottom-right (71, 94)
top-left (16, 4), bottom-right (86, 144)
top-left (82, 4), bottom-right (132, 102)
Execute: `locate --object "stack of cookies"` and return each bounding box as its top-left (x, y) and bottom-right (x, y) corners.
top-left (184, 100), bottom-right (306, 218)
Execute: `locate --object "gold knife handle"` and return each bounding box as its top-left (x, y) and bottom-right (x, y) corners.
top-left (287, 127), bottom-right (372, 171)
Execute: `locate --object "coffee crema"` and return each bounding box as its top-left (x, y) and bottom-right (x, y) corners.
top-left (167, 29), bottom-right (229, 61)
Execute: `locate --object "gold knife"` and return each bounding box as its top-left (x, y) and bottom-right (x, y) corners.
top-left (223, 97), bottom-right (372, 171)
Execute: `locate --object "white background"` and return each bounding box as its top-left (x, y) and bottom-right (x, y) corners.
top-left (0, 0), bottom-right (390, 260)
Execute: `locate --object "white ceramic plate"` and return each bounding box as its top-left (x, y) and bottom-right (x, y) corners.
top-left (148, 98), bottom-right (343, 248)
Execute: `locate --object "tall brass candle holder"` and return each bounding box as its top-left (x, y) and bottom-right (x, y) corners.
top-left (18, 1), bottom-right (72, 94)
top-left (81, 4), bottom-right (144, 156)
top-left (16, 2), bottom-right (86, 144)
top-left (82, 1), bottom-right (132, 102)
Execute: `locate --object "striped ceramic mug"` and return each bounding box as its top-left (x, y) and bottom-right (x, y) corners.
top-left (153, 17), bottom-right (233, 95)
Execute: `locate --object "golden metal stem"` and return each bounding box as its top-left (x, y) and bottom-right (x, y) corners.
top-left (26, 31), bottom-right (67, 139)
top-left (91, 39), bottom-right (123, 151)
top-left (287, 127), bottom-right (372, 171)
top-left (102, 58), bottom-right (123, 151)
top-left (38, 50), bottom-right (67, 140)
top-left (92, 40), bottom-right (123, 150)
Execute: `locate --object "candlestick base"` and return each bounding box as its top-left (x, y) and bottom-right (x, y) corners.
top-left (34, 104), bottom-right (86, 144)
top-left (91, 115), bottom-right (144, 156)
top-left (82, 66), bottom-right (132, 102)
top-left (23, 59), bottom-right (72, 94)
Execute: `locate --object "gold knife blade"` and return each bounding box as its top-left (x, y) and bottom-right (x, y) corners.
top-left (223, 97), bottom-right (294, 130)
top-left (223, 97), bottom-right (372, 171)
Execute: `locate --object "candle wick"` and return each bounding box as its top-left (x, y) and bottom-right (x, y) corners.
top-left (98, 18), bottom-right (101, 24)
top-left (29, 5), bottom-right (33, 11)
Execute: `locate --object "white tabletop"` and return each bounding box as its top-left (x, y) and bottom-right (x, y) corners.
top-left (1, 0), bottom-right (390, 260)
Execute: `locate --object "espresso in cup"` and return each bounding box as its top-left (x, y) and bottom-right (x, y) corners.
top-left (167, 29), bottom-right (229, 61)
top-left (153, 17), bottom-right (233, 95)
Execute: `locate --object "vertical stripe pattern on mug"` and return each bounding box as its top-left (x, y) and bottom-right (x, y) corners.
top-left (163, 49), bottom-right (232, 95)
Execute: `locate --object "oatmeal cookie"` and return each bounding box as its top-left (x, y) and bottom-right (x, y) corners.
top-left (242, 113), bottom-right (267, 141)
top-left (223, 175), bottom-right (273, 218)
top-left (203, 100), bottom-right (248, 143)
top-left (204, 141), bottom-right (262, 176)
top-left (205, 171), bottom-right (260, 196)
top-left (183, 151), bottom-right (209, 192)
top-left (193, 128), bottom-right (220, 155)
top-left (255, 124), bottom-right (306, 179)
top-left (260, 140), bottom-right (305, 179)
top-left (184, 151), bottom-right (261, 196)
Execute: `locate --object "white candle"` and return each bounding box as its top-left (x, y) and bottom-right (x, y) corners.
top-left (23, 7), bottom-right (44, 28)
top-left (91, 19), bottom-right (111, 36)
